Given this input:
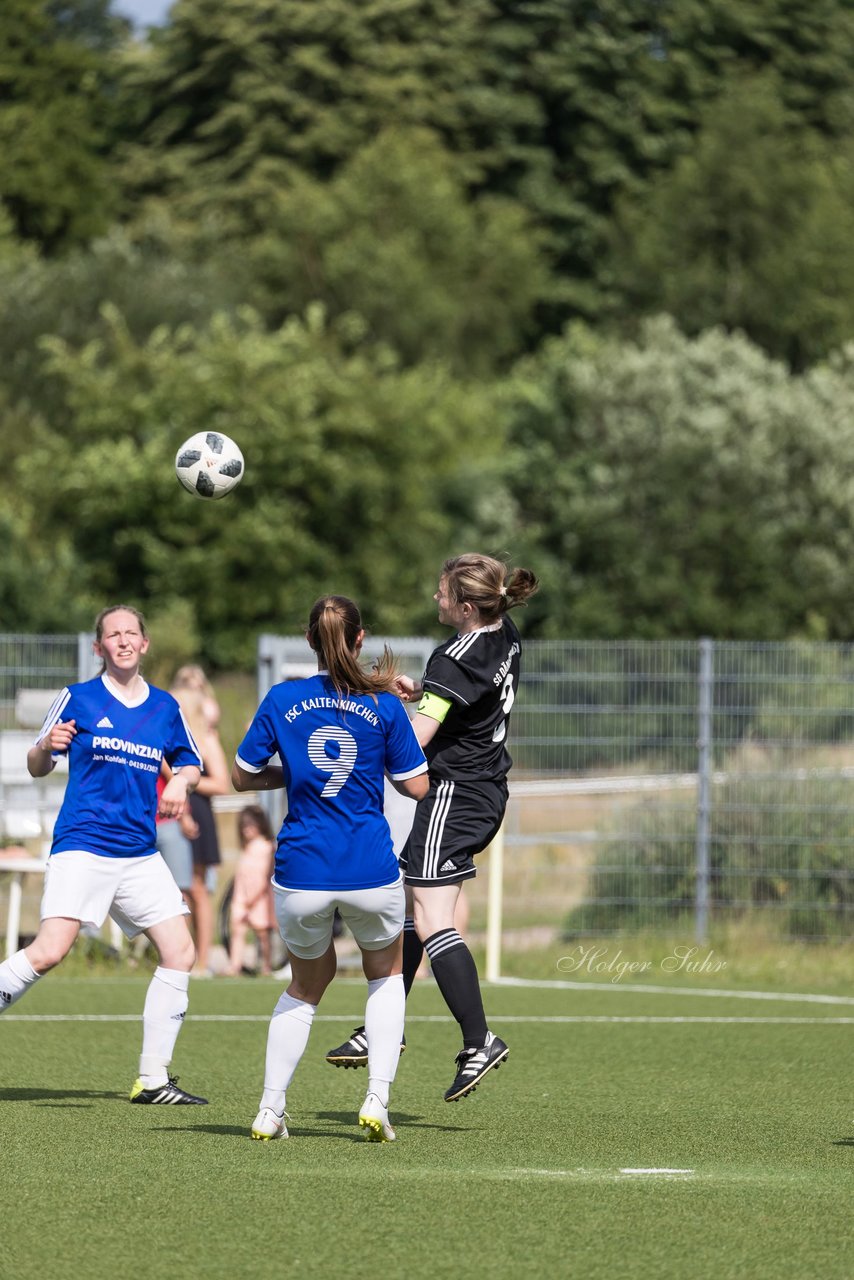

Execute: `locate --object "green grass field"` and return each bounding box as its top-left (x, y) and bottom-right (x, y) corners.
top-left (1, 971), bottom-right (853, 1279)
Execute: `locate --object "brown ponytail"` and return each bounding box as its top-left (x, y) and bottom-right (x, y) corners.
top-left (307, 596), bottom-right (401, 699)
top-left (441, 555), bottom-right (539, 623)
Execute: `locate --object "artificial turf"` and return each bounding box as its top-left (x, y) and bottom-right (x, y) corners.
top-left (1, 973), bottom-right (852, 1279)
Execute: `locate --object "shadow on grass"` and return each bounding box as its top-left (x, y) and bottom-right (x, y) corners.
top-left (0, 1087), bottom-right (122, 1103)
top-left (153, 1112), bottom-right (471, 1142)
top-left (154, 1123), bottom-right (341, 1141)
top-left (154, 1124), bottom-right (261, 1139)
top-left (315, 1109), bottom-right (470, 1132)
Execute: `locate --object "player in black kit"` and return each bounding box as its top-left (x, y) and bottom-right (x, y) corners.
top-left (327, 553), bottom-right (538, 1101)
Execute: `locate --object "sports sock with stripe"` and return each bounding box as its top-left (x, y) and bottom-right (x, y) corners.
top-left (139, 966), bottom-right (190, 1086)
top-left (401, 917), bottom-right (424, 997)
top-left (423, 929), bottom-right (488, 1049)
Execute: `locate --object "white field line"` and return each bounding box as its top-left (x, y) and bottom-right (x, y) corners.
top-left (5, 1013), bottom-right (854, 1024)
top-left (483, 1168), bottom-right (696, 1181)
top-left (492, 976), bottom-right (854, 1005)
top-left (40, 975), bottom-right (854, 1007)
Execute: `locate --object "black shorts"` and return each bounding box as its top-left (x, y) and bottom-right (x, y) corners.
top-left (400, 778), bottom-right (508, 886)
top-left (189, 793), bottom-right (221, 868)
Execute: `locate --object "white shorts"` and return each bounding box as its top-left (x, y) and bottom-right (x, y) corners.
top-left (274, 876), bottom-right (405, 960)
top-left (41, 850), bottom-right (190, 940)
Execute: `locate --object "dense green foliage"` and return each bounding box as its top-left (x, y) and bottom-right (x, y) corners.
top-left (0, 0), bottom-right (125, 250)
top-left (611, 74), bottom-right (854, 367)
top-left (505, 319), bottom-right (854, 640)
top-left (17, 305), bottom-right (497, 664)
top-left (6, 0), bottom-right (854, 666)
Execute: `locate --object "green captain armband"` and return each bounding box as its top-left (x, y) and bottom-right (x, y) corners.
top-left (417, 690), bottom-right (453, 723)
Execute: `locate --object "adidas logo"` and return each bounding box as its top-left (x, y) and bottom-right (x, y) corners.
top-left (97, 716), bottom-right (114, 729)
top-left (171, 1011), bottom-right (186, 1021)
top-left (0, 990), bottom-right (12, 1008)
top-left (440, 860), bottom-right (457, 873)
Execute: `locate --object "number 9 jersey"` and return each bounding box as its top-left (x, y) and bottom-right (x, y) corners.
top-left (235, 674), bottom-right (427, 891)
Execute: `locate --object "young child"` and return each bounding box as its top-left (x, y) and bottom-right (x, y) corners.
top-left (227, 805), bottom-right (277, 976)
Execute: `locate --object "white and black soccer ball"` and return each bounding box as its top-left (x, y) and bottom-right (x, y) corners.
top-left (175, 431), bottom-right (245, 500)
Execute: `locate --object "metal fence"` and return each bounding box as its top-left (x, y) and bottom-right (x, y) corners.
top-left (499, 638), bottom-right (854, 945)
top-left (0, 634), bottom-right (97, 846)
top-left (0, 634), bottom-right (95, 731)
top-left (254, 634), bottom-right (854, 945)
top-left (4, 634), bottom-right (854, 947)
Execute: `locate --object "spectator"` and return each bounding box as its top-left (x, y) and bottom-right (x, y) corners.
top-left (227, 804), bottom-right (277, 977)
top-left (170, 672), bottom-right (229, 977)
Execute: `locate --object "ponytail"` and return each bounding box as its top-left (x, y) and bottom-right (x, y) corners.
top-left (442, 555), bottom-right (539, 622)
top-left (307, 596), bottom-right (401, 698)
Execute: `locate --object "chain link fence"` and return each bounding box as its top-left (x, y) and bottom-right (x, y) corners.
top-left (251, 633), bottom-right (854, 944)
top-left (0, 635), bottom-right (89, 731)
top-left (3, 634), bottom-right (854, 946)
top-left (0, 633), bottom-right (96, 846)
top-left (500, 639), bottom-right (854, 943)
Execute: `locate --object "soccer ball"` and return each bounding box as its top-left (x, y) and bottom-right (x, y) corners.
top-left (175, 431), bottom-right (245, 500)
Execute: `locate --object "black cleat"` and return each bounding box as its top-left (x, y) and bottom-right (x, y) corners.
top-left (325, 1026), bottom-right (406, 1068)
top-left (129, 1075), bottom-right (208, 1105)
top-left (444, 1032), bottom-right (509, 1102)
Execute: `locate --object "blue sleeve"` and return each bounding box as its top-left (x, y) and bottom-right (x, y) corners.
top-left (163, 701), bottom-right (203, 770)
top-left (384, 698), bottom-right (428, 779)
top-left (33, 686), bottom-right (74, 754)
top-left (235, 693), bottom-right (279, 773)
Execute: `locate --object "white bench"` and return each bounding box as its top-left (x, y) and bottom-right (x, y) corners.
top-left (14, 689), bottom-right (61, 730)
top-left (0, 730), bottom-right (68, 845)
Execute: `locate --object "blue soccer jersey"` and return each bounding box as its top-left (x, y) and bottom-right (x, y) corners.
top-left (235, 674), bottom-right (428, 891)
top-left (36, 674), bottom-right (202, 859)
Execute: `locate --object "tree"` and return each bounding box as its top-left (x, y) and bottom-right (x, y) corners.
top-left (0, 228), bottom-right (243, 420)
top-left (0, 440), bottom-right (94, 631)
top-left (0, 0), bottom-right (125, 251)
top-left (118, 0), bottom-right (854, 337)
top-left (609, 74), bottom-right (854, 367)
top-left (239, 127), bottom-right (547, 373)
top-left (16, 305), bottom-right (502, 665)
top-left (504, 317), bottom-right (854, 640)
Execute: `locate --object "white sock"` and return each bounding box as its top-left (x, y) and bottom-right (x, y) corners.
top-left (139, 966), bottom-right (190, 1086)
top-left (365, 973), bottom-right (405, 1108)
top-left (259, 993), bottom-right (316, 1115)
top-left (0, 950), bottom-right (41, 1011)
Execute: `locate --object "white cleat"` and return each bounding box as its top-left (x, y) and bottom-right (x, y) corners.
top-left (251, 1107), bottom-right (289, 1140)
top-left (358, 1092), bottom-right (396, 1143)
